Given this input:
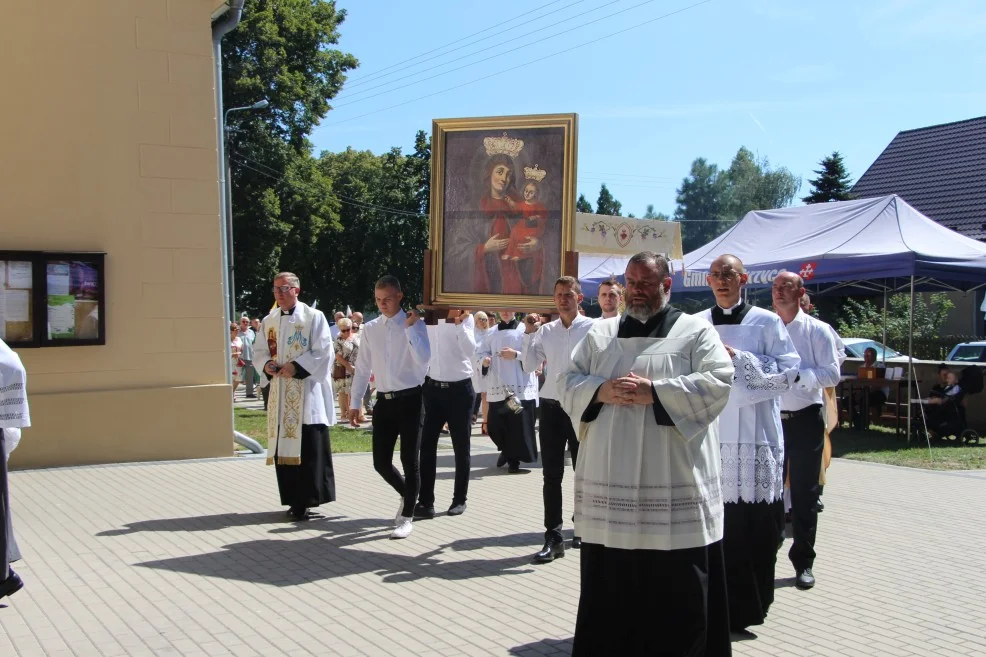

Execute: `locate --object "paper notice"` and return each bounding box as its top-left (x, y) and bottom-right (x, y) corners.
top-left (4, 290), bottom-right (29, 322)
top-left (48, 294), bottom-right (76, 338)
top-left (47, 262), bottom-right (71, 296)
top-left (7, 261), bottom-right (33, 289)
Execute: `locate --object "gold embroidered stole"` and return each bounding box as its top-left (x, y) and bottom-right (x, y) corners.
top-left (265, 304), bottom-right (312, 466)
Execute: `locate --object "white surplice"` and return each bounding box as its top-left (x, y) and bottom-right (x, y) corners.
top-left (698, 306), bottom-right (801, 504)
top-left (471, 326), bottom-right (494, 394)
top-left (559, 314), bottom-right (734, 551)
top-left (478, 322), bottom-right (538, 403)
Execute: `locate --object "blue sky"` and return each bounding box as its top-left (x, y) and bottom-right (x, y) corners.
top-left (311, 0), bottom-right (986, 218)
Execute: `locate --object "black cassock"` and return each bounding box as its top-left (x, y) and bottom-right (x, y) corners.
top-left (274, 424), bottom-right (336, 509)
top-left (0, 431), bottom-right (21, 582)
top-left (573, 306), bottom-right (732, 657)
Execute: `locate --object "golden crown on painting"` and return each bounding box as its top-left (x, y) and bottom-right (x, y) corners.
top-left (524, 164), bottom-right (547, 182)
top-left (483, 132), bottom-right (524, 158)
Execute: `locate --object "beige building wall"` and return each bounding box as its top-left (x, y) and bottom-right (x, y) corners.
top-left (2, 0), bottom-right (233, 468)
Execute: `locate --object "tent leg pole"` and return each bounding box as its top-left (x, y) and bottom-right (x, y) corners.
top-left (882, 287), bottom-right (888, 366)
top-left (907, 276), bottom-right (914, 445)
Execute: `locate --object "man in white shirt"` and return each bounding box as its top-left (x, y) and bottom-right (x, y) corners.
top-left (699, 255), bottom-right (800, 632)
top-left (597, 277), bottom-right (622, 319)
top-left (521, 276), bottom-right (595, 564)
top-left (478, 312), bottom-right (539, 473)
top-left (416, 310), bottom-right (477, 519)
top-left (773, 271), bottom-right (842, 590)
top-left (350, 276), bottom-right (431, 540)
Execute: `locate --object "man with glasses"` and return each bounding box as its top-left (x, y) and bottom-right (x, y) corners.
top-left (559, 252), bottom-right (734, 655)
top-left (350, 276), bottom-right (430, 540)
top-left (772, 271), bottom-right (841, 591)
top-left (253, 272), bottom-right (336, 521)
top-left (698, 254), bottom-right (800, 633)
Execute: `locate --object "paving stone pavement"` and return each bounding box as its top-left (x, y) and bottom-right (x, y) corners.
top-left (1, 441), bottom-right (985, 656)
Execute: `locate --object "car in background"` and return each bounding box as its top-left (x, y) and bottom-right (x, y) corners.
top-left (841, 337), bottom-right (910, 362)
top-left (946, 341), bottom-right (986, 362)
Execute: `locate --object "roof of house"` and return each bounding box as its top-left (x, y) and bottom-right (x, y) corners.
top-left (850, 116), bottom-right (986, 240)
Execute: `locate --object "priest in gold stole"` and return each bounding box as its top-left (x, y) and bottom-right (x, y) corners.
top-left (254, 272), bottom-right (336, 521)
top-left (560, 252), bottom-right (734, 657)
top-left (699, 254), bottom-right (801, 634)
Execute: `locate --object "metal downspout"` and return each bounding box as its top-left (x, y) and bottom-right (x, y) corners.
top-left (213, 2), bottom-right (262, 455)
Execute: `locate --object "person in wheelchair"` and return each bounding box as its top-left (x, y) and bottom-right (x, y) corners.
top-left (926, 371), bottom-right (963, 438)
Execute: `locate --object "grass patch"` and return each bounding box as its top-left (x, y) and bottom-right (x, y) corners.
top-left (234, 408), bottom-right (374, 453)
top-left (831, 424), bottom-right (986, 470)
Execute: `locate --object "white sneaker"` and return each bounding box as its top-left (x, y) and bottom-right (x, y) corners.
top-left (391, 517), bottom-right (413, 539)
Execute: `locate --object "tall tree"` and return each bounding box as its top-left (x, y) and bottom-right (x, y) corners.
top-left (722, 147), bottom-right (801, 220)
top-left (576, 193), bottom-right (594, 213)
top-left (595, 183), bottom-right (623, 216)
top-left (673, 158), bottom-right (727, 253)
top-left (223, 0), bottom-right (358, 316)
top-left (803, 151), bottom-right (854, 203)
top-left (642, 204), bottom-right (670, 221)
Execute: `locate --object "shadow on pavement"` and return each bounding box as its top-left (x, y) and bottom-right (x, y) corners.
top-left (434, 451), bottom-right (546, 481)
top-left (131, 521), bottom-right (546, 586)
top-left (508, 637), bottom-right (573, 656)
top-left (95, 511), bottom-right (312, 536)
top-left (774, 576), bottom-right (797, 589)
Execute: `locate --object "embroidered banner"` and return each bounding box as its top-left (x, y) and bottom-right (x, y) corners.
top-left (574, 212), bottom-right (683, 259)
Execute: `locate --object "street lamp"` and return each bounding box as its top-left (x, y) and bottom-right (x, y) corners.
top-left (222, 99), bottom-right (268, 320)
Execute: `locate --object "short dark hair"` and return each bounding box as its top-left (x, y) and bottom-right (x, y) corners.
top-left (864, 347), bottom-right (877, 357)
top-left (375, 275), bottom-right (402, 292)
top-left (554, 275), bottom-right (581, 295)
top-left (938, 363), bottom-right (949, 371)
top-left (627, 251), bottom-right (670, 277)
top-left (599, 277), bottom-right (623, 294)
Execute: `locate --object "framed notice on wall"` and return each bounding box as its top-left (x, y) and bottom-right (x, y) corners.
top-left (0, 251), bottom-right (105, 348)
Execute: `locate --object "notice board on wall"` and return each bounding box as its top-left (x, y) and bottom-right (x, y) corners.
top-left (0, 251), bottom-right (105, 347)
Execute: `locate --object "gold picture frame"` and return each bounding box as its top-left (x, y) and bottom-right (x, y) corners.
top-left (428, 113), bottom-right (578, 310)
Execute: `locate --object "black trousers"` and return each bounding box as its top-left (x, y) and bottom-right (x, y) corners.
top-left (274, 424), bottom-right (335, 509)
top-left (419, 379), bottom-right (473, 508)
top-left (574, 541), bottom-right (731, 657)
top-left (372, 391), bottom-right (423, 518)
top-left (540, 400), bottom-right (579, 542)
top-left (781, 404), bottom-right (825, 571)
top-left (260, 382), bottom-right (270, 410)
top-left (472, 392), bottom-right (482, 418)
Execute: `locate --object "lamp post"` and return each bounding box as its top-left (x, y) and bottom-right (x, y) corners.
top-left (223, 99), bottom-right (268, 320)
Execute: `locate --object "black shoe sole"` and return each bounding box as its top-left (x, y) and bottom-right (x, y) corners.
top-left (533, 550), bottom-right (565, 564)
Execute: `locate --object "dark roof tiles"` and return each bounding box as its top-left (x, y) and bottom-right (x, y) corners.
top-left (851, 116), bottom-right (986, 240)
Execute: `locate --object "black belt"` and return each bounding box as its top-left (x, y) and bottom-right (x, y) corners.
top-left (541, 398), bottom-right (562, 407)
top-left (376, 386), bottom-right (422, 401)
top-left (424, 377), bottom-right (471, 389)
top-left (780, 404), bottom-right (822, 420)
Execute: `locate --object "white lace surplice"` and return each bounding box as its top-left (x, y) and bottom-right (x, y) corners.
top-left (560, 315), bottom-right (734, 551)
top-left (699, 308), bottom-right (801, 505)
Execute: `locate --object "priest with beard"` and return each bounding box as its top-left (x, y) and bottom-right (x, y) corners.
top-left (254, 272), bottom-right (336, 521)
top-left (560, 251), bottom-right (735, 656)
top-left (698, 254), bottom-right (801, 635)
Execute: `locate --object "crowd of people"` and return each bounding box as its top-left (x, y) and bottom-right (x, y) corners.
top-left (249, 252), bottom-right (850, 655)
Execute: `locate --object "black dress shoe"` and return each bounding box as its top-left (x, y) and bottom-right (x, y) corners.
top-left (0, 571), bottom-right (23, 600)
top-left (447, 503), bottom-right (466, 516)
top-left (795, 568), bottom-right (815, 590)
top-left (571, 536), bottom-right (582, 549)
top-left (413, 503), bottom-right (436, 519)
top-left (533, 539), bottom-right (565, 564)
top-left (288, 506), bottom-right (310, 521)
top-left (496, 452), bottom-right (508, 468)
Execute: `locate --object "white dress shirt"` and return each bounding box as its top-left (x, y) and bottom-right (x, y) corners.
top-left (478, 322), bottom-right (539, 402)
top-left (350, 310), bottom-right (430, 409)
top-left (521, 314), bottom-right (595, 402)
top-left (780, 310), bottom-right (842, 411)
top-left (426, 315), bottom-right (477, 382)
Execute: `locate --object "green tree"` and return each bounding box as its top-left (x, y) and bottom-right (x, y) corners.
top-left (595, 184), bottom-right (623, 216)
top-left (223, 0), bottom-right (358, 316)
top-left (576, 194), bottom-right (594, 213)
top-left (673, 158), bottom-right (728, 253)
top-left (642, 204), bottom-right (670, 221)
top-left (722, 147), bottom-right (801, 220)
top-left (803, 151), bottom-right (854, 203)
top-left (836, 293), bottom-right (954, 357)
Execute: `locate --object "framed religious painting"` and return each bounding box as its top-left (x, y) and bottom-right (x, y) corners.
top-left (428, 113), bottom-right (578, 310)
